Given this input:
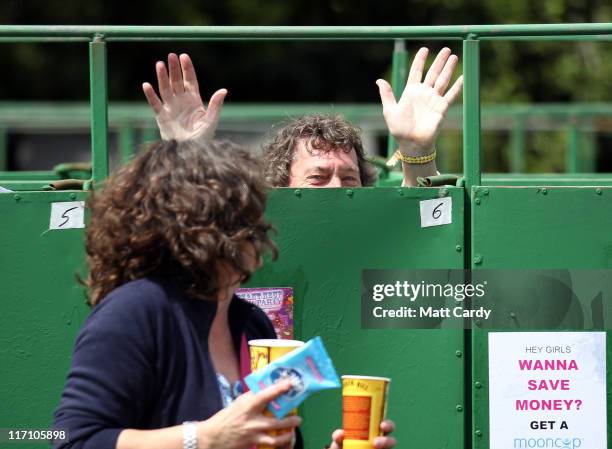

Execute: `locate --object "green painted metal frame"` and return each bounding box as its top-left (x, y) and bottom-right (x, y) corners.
top-left (2, 102), bottom-right (612, 125)
top-left (1, 25), bottom-right (612, 449)
top-left (2, 101), bottom-right (610, 179)
top-left (118, 123), bottom-right (135, 165)
top-left (89, 36), bottom-right (109, 185)
top-left (0, 24), bottom-right (609, 184)
top-left (0, 24), bottom-right (611, 40)
top-left (462, 36), bottom-right (481, 190)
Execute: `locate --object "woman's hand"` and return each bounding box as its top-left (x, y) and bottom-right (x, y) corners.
top-left (142, 53), bottom-right (227, 142)
top-left (197, 380), bottom-right (301, 449)
top-left (328, 420), bottom-right (396, 449)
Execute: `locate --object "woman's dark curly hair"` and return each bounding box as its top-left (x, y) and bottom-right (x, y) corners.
top-left (85, 139), bottom-right (277, 306)
top-left (262, 114), bottom-right (378, 187)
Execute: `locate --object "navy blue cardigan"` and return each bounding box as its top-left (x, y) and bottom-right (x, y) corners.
top-left (53, 277), bottom-right (302, 449)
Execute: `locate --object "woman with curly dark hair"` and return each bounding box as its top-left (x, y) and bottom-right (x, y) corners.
top-left (52, 139), bottom-right (302, 449)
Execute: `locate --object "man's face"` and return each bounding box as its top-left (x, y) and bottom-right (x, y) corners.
top-left (288, 139), bottom-right (362, 188)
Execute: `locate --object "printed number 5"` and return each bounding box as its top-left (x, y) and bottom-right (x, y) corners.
top-left (60, 207), bottom-right (78, 227)
top-left (432, 203), bottom-right (443, 220)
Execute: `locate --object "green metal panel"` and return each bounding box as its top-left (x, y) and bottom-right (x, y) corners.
top-left (0, 187), bottom-right (465, 449)
top-left (0, 191), bottom-right (90, 449)
top-left (248, 187), bottom-right (465, 449)
top-left (470, 186), bottom-right (612, 449)
top-left (471, 186), bottom-right (612, 269)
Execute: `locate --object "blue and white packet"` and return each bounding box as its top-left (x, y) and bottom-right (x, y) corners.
top-left (245, 336), bottom-right (341, 418)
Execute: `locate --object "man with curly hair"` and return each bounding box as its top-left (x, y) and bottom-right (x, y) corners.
top-left (143, 49), bottom-right (462, 188)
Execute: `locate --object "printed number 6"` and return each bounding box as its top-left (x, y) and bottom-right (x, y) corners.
top-left (432, 203), bottom-right (443, 220)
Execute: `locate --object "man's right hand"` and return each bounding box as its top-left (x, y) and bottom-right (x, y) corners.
top-left (142, 53), bottom-right (227, 141)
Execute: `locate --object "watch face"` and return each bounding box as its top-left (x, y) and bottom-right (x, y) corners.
top-left (270, 367), bottom-right (304, 397)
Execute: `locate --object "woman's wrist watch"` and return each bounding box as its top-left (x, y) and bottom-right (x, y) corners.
top-left (183, 421), bottom-right (198, 449)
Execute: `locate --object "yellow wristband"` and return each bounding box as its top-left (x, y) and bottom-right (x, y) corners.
top-left (385, 149), bottom-right (436, 167)
top-left (394, 149), bottom-right (436, 164)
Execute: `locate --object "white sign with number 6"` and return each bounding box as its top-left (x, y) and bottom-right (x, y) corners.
top-left (49, 201), bottom-right (85, 230)
top-left (419, 197), bottom-right (452, 228)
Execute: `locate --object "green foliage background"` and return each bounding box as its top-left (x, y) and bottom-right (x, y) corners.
top-left (0, 0), bottom-right (611, 172)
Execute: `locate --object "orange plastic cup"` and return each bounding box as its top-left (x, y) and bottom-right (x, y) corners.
top-left (342, 375), bottom-right (391, 449)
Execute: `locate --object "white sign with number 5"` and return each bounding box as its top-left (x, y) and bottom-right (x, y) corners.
top-left (49, 201), bottom-right (85, 230)
top-left (419, 197), bottom-right (452, 228)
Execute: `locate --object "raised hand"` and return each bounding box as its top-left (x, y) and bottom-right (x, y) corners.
top-left (376, 47), bottom-right (463, 155)
top-left (142, 53), bottom-right (227, 141)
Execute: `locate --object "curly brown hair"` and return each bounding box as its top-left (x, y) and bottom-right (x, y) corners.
top-left (85, 139), bottom-right (277, 306)
top-left (262, 114), bottom-right (378, 187)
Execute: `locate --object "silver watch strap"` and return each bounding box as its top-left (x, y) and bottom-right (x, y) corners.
top-left (182, 421), bottom-right (198, 449)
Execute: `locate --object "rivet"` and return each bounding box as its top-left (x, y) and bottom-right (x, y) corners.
top-left (346, 189), bottom-right (354, 198)
top-left (455, 350), bottom-right (463, 357)
top-left (475, 381), bottom-right (482, 389)
top-left (455, 245), bottom-right (462, 252)
top-left (456, 405), bottom-right (463, 412)
top-left (475, 198), bottom-right (481, 205)
top-left (69, 193), bottom-right (77, 200)
top-left (474, 255), bottom-right (483, 265)
top-left (541, 188), bottom-right (548, 195)
top-left (483, 188), bottom-right (489, 196)
top-left (596, 188), bottom-right (602, 195)
top-left (13, 194), bottom-right (21, 202)
top-left (294, 189), bottom-right (301, 197)
top-left (397, 188), bottom-right (404, 196)
top-left (475, 430), bottom-right (483, 437)
top-left (475, 319), bottom-right (482, 327)
top-left (510, 312), bottom-right (517, 319)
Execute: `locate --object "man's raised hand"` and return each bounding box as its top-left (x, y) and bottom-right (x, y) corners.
top-left (142, 53), bottom-right (227, 141)
top-left (376, 47), bottom-right (463, 155)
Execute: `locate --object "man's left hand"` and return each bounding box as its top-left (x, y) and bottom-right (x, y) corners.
top-left (376, 47), bottom-right (463, 155)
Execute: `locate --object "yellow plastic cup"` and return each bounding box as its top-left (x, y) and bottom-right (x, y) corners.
top-left (341, 375), bottom-right (391, 449)
top-left (248, 339), bottom-right (305, 372)
top-left (248, 339), bottom-right (304, 449)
